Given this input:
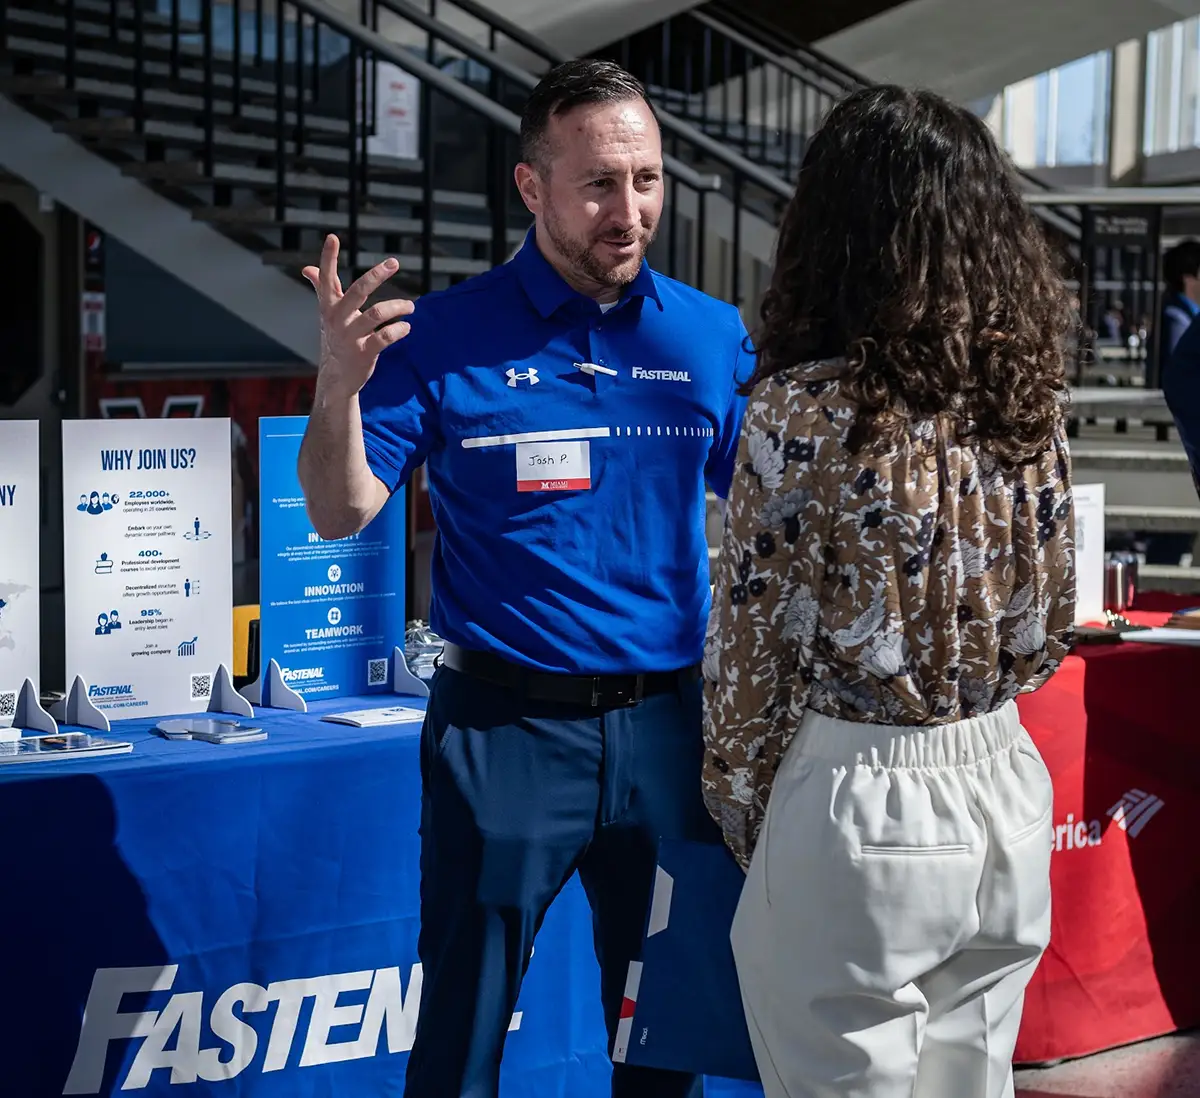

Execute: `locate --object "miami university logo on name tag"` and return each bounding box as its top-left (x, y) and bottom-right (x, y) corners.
top-left (515, 440), bottom-right (591, 492)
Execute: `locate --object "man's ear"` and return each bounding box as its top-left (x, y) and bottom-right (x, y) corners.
top-left (514, 162), bottom-right (542, 216)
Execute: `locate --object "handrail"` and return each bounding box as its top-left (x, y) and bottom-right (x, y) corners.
top-left (372, 0), bottom-right (794, 200)
top-left (701, 2), bottom-right (876, 91)
top-left (655, 95), bottom-right (795, 199)
top-left (367, 0), bottom-right (719, 193)
top-left (688, 8), bottom-right (854, 97)
top-left (696, 0), bottom-right (1076, 215)
top-left (1025, 187), bottom-right (1200, 205)
top-left (299, 0), bottom-right (521, 133)
top-left (439, 0), bottom-right (565, 68)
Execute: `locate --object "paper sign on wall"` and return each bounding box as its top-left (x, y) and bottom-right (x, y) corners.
top-left (62, 419), bottom-right (233, 718)
top-left (368, 61), bottom-right (420, 161)
top-left (1073, 482), bottom-right (1105, 625)
top-left (0, 421), bottom-right (41, 712)
top-left (258, 417), bottom-right (407, 701)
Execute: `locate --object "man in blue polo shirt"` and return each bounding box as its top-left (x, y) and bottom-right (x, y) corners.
top-left (297, 59), bottom-right (749, 1098)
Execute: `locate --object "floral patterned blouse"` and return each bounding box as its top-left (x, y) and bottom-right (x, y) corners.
top-left (702, 361), bottom-right (1077, 868)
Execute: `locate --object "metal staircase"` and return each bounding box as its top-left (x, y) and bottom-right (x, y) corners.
top-left (0, 0), bottom-right (794, 329)
top-left (589, 1), bottom-right (1082, 241)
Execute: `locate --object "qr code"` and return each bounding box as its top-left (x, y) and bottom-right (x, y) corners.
top-left (367, 658), bottom-right (389, 686)
top-left (190, 673), bottom-right (212, 700)
top-left (0, 691), bottom-right (15, 719)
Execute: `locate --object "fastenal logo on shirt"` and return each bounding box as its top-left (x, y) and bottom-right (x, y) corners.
top-left (1051, 788), bottom-right (1165, 852)
top-left (63, 963), bottom-right (525, 1093)
top-left (631, 366), bottom-right (691, 383)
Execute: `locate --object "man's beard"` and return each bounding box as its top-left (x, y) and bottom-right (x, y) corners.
top-left (544, 202), bottom-right (657, 289)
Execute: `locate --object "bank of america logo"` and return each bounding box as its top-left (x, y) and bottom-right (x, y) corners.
top-left (506, 367), bottom-right (539, 387)
top-left (1106, 788), bottom-right (1164, 838)
top-left (177, 636), bottom-right (197, 657)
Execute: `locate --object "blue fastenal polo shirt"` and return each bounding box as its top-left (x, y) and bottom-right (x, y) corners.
top-left (358, 232), bottom-right (751, 675)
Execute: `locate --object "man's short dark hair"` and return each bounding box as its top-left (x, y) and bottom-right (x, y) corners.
top-left (519, 59), bottom-right (654, 171)
top-left (1164, 239), bottom-right (1200, 293)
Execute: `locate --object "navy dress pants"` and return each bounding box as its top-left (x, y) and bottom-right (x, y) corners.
top-left (403, 664), bottom-right (719, 1098)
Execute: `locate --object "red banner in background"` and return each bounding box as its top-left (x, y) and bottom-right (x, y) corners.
top-left (1014, 622), bottom-right (1200, 1065)
top-left (86, 373), bottom-right (318, 599)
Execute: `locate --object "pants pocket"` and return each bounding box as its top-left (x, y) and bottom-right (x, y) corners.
top-left (858, 843), bottom-right (973, 857)
top-left (758, 754), bottom-right (816, 907)
top-left (1003, 805), bottom-right (1053, 847)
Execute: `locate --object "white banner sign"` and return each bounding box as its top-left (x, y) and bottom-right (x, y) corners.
top-left (1073, 482), bottom-right (1105, 625)
top-left (63, 419), bottom-right (233, 719)
top-left (0, 421), bottom-right (40, 714)
top-left (368, 62), bottom-right (419, 161)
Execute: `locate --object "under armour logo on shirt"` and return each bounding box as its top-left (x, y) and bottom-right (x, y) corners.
top-left (506, 368), bottom-right (540, 387)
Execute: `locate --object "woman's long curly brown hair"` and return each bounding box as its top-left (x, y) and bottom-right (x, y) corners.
top-left (745, 85), bottom-right (1075, 464)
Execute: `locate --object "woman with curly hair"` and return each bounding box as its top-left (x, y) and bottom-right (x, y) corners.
top-left (703, 85), bottom-right (1076, 1098)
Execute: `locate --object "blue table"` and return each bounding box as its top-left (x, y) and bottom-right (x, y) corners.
top-left (0, 696), bottom-right (612, 1097)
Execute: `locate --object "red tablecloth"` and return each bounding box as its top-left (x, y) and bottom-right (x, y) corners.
top-left (1013, 609), bottom-right (1200, 1063)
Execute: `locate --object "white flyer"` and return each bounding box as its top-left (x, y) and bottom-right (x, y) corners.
top-left (0, 421), bottom-right (41, 717)
top-left (62, 419), bottom-right (234, 719)
top-left (321, 705), bottom-right (426, 727)
top-left (1073, 482), bottom-right (1105, 625)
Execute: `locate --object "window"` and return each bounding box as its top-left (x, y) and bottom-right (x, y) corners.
top-left (1145, 16), bottom-right (1200, 155)
top-left (1055, 53), bottom-right (1110, 165)
top-left (1000, 51), bottom-right (1110, 168)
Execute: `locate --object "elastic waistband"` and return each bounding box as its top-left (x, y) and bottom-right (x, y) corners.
top-left (796, 701), bottom-right (1022, 769)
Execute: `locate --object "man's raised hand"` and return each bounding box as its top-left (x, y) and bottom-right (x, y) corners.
top-left (301, 234), bottom-right (414, 398)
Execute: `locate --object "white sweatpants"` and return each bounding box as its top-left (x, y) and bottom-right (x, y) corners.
top-left (731, 701), bottom-right (1053, 1098)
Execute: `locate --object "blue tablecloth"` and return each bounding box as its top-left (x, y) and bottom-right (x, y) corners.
top-left (0, 696), bottom-right (612, 1097)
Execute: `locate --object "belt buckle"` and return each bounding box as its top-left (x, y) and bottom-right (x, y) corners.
top-left (595, 675), bottom-right (644, 709)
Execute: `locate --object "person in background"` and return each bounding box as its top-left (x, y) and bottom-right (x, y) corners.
top-left (1161, 240), bottom-right (1200, 358)
top-left (1097, 298), bottom-right (1125, 344)
top-left (297, 59), bottom-right (749, 1098)
top-left (1162, 240), bottom-right (1200, 502)
top-left (703, 86), bottom-right (1076, 1098)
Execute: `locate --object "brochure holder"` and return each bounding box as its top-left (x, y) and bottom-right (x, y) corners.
top-left (48, 675), bottom-right (113, 733)
top-left (239, 657), bottom-right (307, 713)
top-left (13, 678), bottom-right (57, 735)
top-left (206, 663), bottom-right (254, 718)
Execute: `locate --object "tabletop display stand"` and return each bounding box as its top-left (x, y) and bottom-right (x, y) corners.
top-left (11, 679), bottom-right (57, 736)
top-left (205, 663), bottom-right (255, 718)
top-left (239, 658), bottom-right (308, 713)
top-left (48, 676), bottom-right (112, 732)
top-left (0, 678), bottom-right (57, 741)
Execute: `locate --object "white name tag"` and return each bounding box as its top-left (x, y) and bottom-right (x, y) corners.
top-left (516, 440), bottom-right (591, 493)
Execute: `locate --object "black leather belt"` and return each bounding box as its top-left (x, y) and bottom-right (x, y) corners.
top-left (440, 642), bottom-right (700, 709)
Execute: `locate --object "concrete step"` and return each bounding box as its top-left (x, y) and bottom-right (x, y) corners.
top-left (259, 248), bottom-right (490, 277)
top-left (1070, 445), bottom-right (1190, 473)
top-left (1138, 564), bottom-right (1200, 594)
top-left (122, 159), bottom-right (488, 212)
top-left (1104, 505), bottom-right (1200, 533)
top-left (52, 114), bottom-right (422, 179)
top-left (18, 65), bottom-right (352, 139)
top-left (1068, 387), bottom-right (1171, 425)
top-left (1071, 441), bottom-right (1198, 510)
top-left (193, 204), bottom-right (525, 246)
